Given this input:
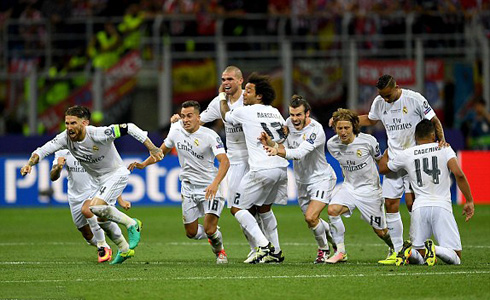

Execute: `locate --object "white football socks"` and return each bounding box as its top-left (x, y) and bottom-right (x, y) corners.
top-left (386, 212), bottom-right (403, 252)
top-left (99, 221), bottom-right (129, 252)
top-left (207, 229), bottom-right (224, 253)
top-left (191, 224), bottom-right (207, 240)
top-left (259, 211), bottom-right (281, 253)
top-left (310, 222), bottom-right (328, 249)
top-left (329, 215), bottom-right (346, 253)
top-left (90, 205), bottom-right (136, 228)
top-left (408, 249), bottom-right (425, 264)
top-left (235, 210), bottom-right (269, 248)
top-left (86, 215), bottom-right (108, 248)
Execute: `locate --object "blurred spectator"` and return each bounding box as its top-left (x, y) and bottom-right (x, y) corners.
top-left (19, 3), bottom-right (46, 52)
top-left (118, 3), bottom-right (145, 53)
top-left (87, 21), bottom-right (121, 69)
top-left (461, 98), bottom-right (490, 150)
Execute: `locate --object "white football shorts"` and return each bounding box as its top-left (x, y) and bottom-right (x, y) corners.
top-left (180, 181), bottom-right (225, 224)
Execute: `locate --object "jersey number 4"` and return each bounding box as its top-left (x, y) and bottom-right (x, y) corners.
top-left (414, 156), bottom-right (441, 187)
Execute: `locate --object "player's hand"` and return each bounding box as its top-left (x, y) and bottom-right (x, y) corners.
top-left (20, 165), bottom-right (32, 176)
top-left (205, 183), bottom-right (218, 200)
top-left (118, 199), bottom-right (131, 211)
top-left (438, 140), bottom-right (450, 148)
top-left (462, 202), bottom-right (474, 222)
top-left (170, 114), bottom-right (181, 123)
top-left (218, 84), bottom-right (225, 93)
top-left (150, 147), bottom-right (164, 162)
top-left (57, 157), bottom-right (66, 167)
top-left (218, 92), bottom-right (227, 102)
top-left (328, 117), bottom-right (334, 127)
top-left (128, 162), bottom-right (146, 172)
top-left (258, 132), bottom-right (274, 147)
top-left (264, 145), bottom-right (278, 156)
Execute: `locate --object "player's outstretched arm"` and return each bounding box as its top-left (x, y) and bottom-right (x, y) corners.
top-left (205, 153), bottom-right (230, 200)
top-left (50, 157), bottom-right (66, 181)
top-left (128, 143), bottom-right (171, 171)
top-left (358, 115), bottom-right (378, 127)
top-left (377, 150), bottom-right (392, 174)
top-left (447, 158), bottom-right (475, 222)
top-left (20, 154), bottom-right (40, 176)
top-left (143, 138), bottom-right (164, 162)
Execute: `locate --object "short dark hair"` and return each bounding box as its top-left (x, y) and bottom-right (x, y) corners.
top-left (376, 74), bottom-right (396, 90)
top-left (290, 95), bottom-right (311, 113)
top-left (181, 100), bottom-right (201, 112)
top-left (415, 119), bottom-right (435, 140)
top-left (332, 108), bottom-right (360, 135)
top-left (247, 72), bottom-right (276, 105)
top-left (65, 105), bottom-right (91, 120)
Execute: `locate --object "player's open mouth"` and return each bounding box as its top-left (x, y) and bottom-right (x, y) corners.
top-left (224, 86), bottom-right (231, 92)
top-left (68, 130), bottom-right (76, 137)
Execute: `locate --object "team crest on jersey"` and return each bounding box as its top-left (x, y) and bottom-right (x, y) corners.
top-left (403, 106), bottom-right (408, 114)
top-left (194, 139), bottom-right (199, 146)
top-left (306, 133), bottom-right (317, 145)
top-left (356, 149), bottom-right (362, 157)
top-left (302, 134), bottom-right (306, 140)
top-left (104, 128), bottom-right (113, 136)
top-left (93, 145), bottom-right (99, 152)
top-left (216, 137), bottom-right (224, 149)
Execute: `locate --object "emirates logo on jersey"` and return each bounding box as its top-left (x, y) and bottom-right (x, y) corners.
top-left (357, 149), bottom-right (362, 157)
top-left (194, 139), bottom-right (199, 146)
top-left (403, 106), bottom-right (408, 114)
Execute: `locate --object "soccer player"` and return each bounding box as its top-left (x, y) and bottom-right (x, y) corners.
top-left (358, 74), bottom-right (445, 264)
top-left (325, 108), bottom-right (395, 263)
top-left (129, 101), bottom-right (230, 264)
top-left (20, 105), bottom-right (163, 264)
top-left (378, 119), bottom-right (474, 266)
top-left (172, 66), bottom-right (265, 262)
top-left (219, 72), bottom-right (288, 264)
top-left (50, 150), bottom-right (131, 255)
top-left (260, 95), bottom-right (337, 264)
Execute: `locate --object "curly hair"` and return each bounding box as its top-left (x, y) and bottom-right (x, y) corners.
top-left (247, 72), bottom-right (276, 105)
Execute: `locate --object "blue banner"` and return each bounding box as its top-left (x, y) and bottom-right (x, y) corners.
top-left (0, 154), bottom-right (345, 207)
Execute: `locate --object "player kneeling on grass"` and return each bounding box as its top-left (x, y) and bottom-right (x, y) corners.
top-left (378, 119), bottom-right (475, 266)
top-left (325, 109), bottom-right (395, 264)
top-left (50, 150), bottom-right (132, 258)
top-left (129, 101), bottom-right (230, 264)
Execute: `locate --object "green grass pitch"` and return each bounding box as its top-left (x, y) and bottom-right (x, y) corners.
top-left (1, 204), bottom-right (489, 299)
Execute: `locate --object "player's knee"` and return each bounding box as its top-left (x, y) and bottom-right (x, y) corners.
top-left (186, 230), bottom-right (197, 239)
top-left (327, 205), bottom-right (339, 216)
top-left (384, 199), bottom-right (400, 213)
top-left (304, 214), bottom-right (317, 227)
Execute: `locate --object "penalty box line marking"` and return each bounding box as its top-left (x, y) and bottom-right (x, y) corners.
top-left (1, 270), bottom-right (490, 284)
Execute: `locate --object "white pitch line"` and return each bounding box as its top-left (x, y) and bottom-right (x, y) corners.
top-left (1, 241), bottom-right (489, 249)
top-left (1, 271), bottom-right (489, 284)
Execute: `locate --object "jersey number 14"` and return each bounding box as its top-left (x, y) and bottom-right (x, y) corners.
top-left (414, 156), bottom-right (441, 187)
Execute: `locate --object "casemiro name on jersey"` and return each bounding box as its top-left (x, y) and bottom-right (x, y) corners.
top-left (414, 146), bottom-right (440, 156)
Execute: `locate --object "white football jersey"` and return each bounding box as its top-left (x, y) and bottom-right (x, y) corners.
top-left (53, 150), bottom-right (97, 202)
top-left (164, 122), bottom-right (226, 186)
top-left (200, 91), bottom-right (248, 164)
top-left (34, 125), bottom-right (130, 181)
top-left (225, 104), bottom-right (289, 171)
top-left (285, 118), bottom-right (336, 184)
top-left (387, 142), bottom-right (455, 212)
top-left (368, 88), bottom-right (436, 158)
top-left (327, 133), bottom-right (383, 197)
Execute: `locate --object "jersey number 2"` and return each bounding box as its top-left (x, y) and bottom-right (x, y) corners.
top-left (414, 156), bottom-right (441, 187)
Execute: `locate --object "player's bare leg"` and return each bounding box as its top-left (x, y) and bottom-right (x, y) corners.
top-left (78, 224), bottom-right (97, 247)
top-left (81, 199), bottom-right (111, 262)
top-left (204, 213), bottom-right (227, 264)
top-left (305, 200), bottom-right (330, 263)
top-left (326, 204), bottom-right (348, 263)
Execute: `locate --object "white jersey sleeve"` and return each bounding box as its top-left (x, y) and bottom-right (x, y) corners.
top-left (209, 132), bottom-right (226, 157)
top-left (33, 131), bottom-right (68, 160)
top-left (200, 97), bottom-right (222, 123)
top-left (164, 124), bottom-right (179, 149)
top-left (284, 121), bottom-right (324, 160)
